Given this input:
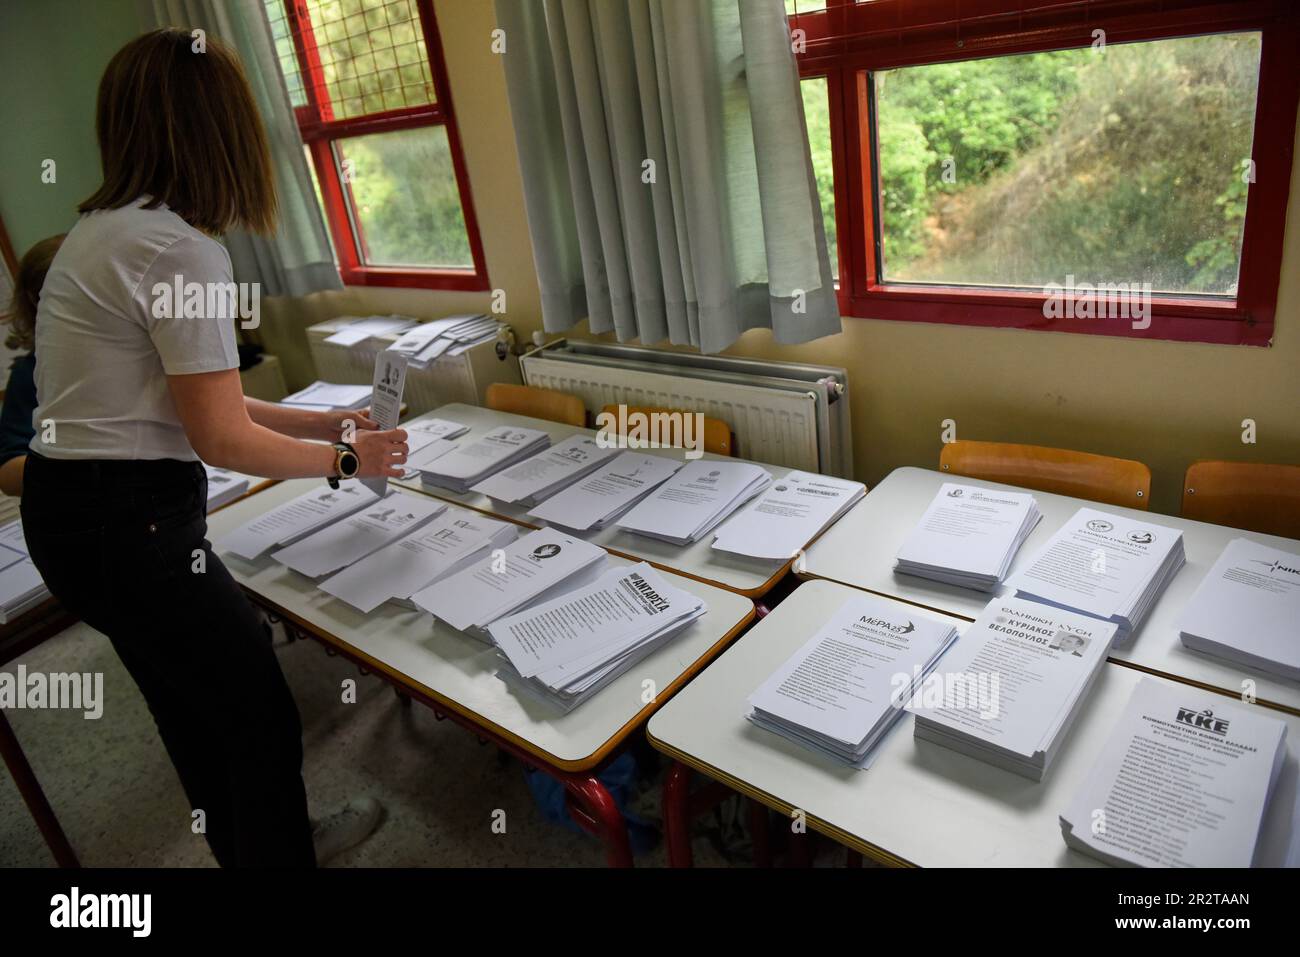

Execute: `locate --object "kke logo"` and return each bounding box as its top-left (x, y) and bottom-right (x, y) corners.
top-left (1086, 519), bottom-right (1114, 533)
top-left (1176, 707), bottom-right (1230, 735)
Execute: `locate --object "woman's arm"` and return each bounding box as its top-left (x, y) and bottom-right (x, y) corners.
top-left (244, 396), bottom-right (378, 442)
top-left (0, 456), bottom-right (25, 497)
top-left (169, 370), bottom-right (407, 479)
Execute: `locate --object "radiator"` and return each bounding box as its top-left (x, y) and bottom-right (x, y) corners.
top-left (520, 341), bottom-right (852, 477)
top-left (305, 317), bottom-right (522, 418)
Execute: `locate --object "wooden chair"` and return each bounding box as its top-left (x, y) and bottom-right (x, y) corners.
top-left (485, 383), bottom-right (586, 428)
top-left (1181, 460), bottom-right (1300, 538)
top-left (939, 440), bottom-right (1152, 509)
top-left (598, 404), bottom-right (733, 457)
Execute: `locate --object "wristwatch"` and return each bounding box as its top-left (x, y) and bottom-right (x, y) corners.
top-left (327, 442), bottom-right (360, 489)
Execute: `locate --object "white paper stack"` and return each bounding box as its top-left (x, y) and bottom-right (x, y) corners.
top-left (398, 418), bottom-right (471, 479)
top-left (319, 505), bottom-right (518, 613)
top-left (1006, 507), bottom-right (1185, 645)
top-left (418, 425), bottom-right (550, 494)
top-left (711, 471), bottom-right (865, 560)
top-left (1178, 538), bottom-right (1300, 681)
top-left (386, 314), bottom-right (499, 367)
top-left (471, 434), bottom-right (619, 506)
top-left (491, 562), bottom-right (706, 712)
top-left (0, 521), bottom-right (48, 623)
top-left (746, 593), bottom-right (959, 768)
top-left (271, 489), bottom-right (447, 579)
top-left (616, 460), bottom-right (773, 546)
top-left (1060, 677), bottom-right (1288, 866)
top-left (202, 465), bottom-right (250, 512)
top-left (279, 381), bottom-right (373, 413)
top-left (216, 483), bottom-right (382, 561)
top-left (411, 526), bottom-right (607, 639)
top-left (909, 596), bottom-right (1116, 780)
top-left (527, 452), bottom-right (682, 532)
top-left (322, 315), bottom-right (415, 346)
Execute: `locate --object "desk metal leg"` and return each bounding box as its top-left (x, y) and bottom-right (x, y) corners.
top-left (749, 799), bottom-right (773, 867)
top-left (564, 776), bottom-right (633, 868)
top-left (0, 710), bottom-right (79, 868)
top-left (662, 760), bottom-right (693, 868)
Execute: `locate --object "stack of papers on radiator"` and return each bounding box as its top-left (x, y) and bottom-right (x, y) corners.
top-left (418, 425), bottom-right (550, 493)
top-left (411, 526), bottom-right (607, 639)
top-left (1060, 677), bottom-right (1288, 867)
top-left (202, 465), bottom-right (250, 512)
top-left (711, 471), bottom-right (865, 560)
top-left (0, 521), bottom-right (48, 623)
top-left (909, 596), bottom-right (1116, 780)
top-left (527, 452), bottom-right (682, 532)
top-left (746, 593), bottom-right (959, 768)
top-left (616, 460), bottom-right (773, 546)
top-left (471, 434), bottom-right (619, 506)
top-left (491, 562), bottom-right (706, 712)
top-left (894, 483), bottom-right (1041, 591)
top-left (322, 315), bottom-right (415, 346)
top-left (397, 418), bottom-right (470, 479)
top-left (1178, 537), bottom-right (1300, 681)
top-left (271, 490), bottom-right (447, 579)
top-left (280, 381), bottom-right (373, 412)
top-left (217, 483), bottom-right (382, 561)
top-left (386, 314), bottom-right (499, 367)
top-left (320, 505), bottom-right (517, 613)
top-left (1006, 507), bottom-right (1185, 645)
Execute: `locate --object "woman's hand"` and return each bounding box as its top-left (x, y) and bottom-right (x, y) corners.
top-left (314, 407), bottom-right (379, 443)
top-left (352, 428), bottom-right (409, 478)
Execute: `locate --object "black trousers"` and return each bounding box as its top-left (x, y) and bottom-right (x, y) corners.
top-left (21, 453), bottom-right (316, 867)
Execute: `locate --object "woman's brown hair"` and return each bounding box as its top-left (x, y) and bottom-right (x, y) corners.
top-left (79, 28), bottom-right (277, 235)
top-left (4, 235), bottom-right (65, 351)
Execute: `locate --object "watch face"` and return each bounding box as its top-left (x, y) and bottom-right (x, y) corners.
top-left (342, 452), bottom-right (359, 477)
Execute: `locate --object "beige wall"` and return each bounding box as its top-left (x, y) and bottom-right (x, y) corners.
top-left (266, 0), bottom-right (1300, 516)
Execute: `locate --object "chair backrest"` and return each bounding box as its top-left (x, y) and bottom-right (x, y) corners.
top-left (485, 383), bottom-right (586, 428)
top-left (939, 440), bottom-right (1152, 509)
top-left (1181, 460), bottom-right (1300, 538)
top-left (598, 404), bottom-right (733, 457)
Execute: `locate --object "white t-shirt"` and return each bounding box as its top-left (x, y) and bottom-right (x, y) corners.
top-left (31, 200), bottom-right (240, 461)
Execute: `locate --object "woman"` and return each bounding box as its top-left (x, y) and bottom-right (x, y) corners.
top-left (21, 30), bottom-right (408, 867)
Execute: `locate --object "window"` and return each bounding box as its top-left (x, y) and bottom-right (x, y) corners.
top-left (263, 0), bottom-right (488, 289)
top-left (789, 0), bottom-right (1300, 345)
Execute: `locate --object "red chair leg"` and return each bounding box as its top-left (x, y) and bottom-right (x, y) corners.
top-left (564, 776), bottom-right (634, 868)
top-left (0, 710), bottom-right (79, 867)
top-left (749, 798), bottom-right (773, 867)
top-left (662, 761), bottom-right (695, 867)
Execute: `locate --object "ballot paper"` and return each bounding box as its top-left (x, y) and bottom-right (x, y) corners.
top-left (386, 315), bottom-right (499, 367)
top-left (471, 434), bottom-right (619, 506)
top-left (217, 483), bottom-right (381, 561)
top-left (322, 315), bottom-right (415, 346)
top-left (319, 505), bottom-right (517, 613)
top-left (0, 519), bottom-right (29, 556)
top-left (711, 471), bottom-right (865, 560)
top-left (490, 562), bottom-right (706, 712)
top-left (398, 418), bottom-right (470, 479)
top-left (527, 452), bottom-right (682, 532)
top-left (908, 596), bottom-right (1116, 780)
top-left (362, 350), bottom-right (408, 495)
top-left (202, 465), bottom-right (250, 512)
top-left (1006, 507), bottom-right (1185, 644)
top-left (0, 557), bottom-right (48, 624)
top-left (1178, 538), bottom-right (1300, 681)
top-left (271, 490), bottom-right (445, 579)
top-left (894, 483), bottom-right (1041, 591)
top-left (1060, 677), bottom-right (1288, 867)
top-left (280, 381), bottom-right (372, 412)
top-left (411, 526), bottom-right (608, 637)
top-left (616, 460), bottom-right (773, 546)
top-left (419, 425), bottom-right (550, 493)
top-left (746, 593), bottom-right (959, 769)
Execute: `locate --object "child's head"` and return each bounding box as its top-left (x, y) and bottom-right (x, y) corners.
top-left (5, 234), bottom-right (65, 352)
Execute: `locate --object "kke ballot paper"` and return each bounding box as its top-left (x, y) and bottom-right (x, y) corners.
top-left (471, 434), bottom-right (619, 507)
top-left (271, 490), bottom-right (446, 579)
top-left (711, 471), bottom-right (865, 560)
top-left (616, 459), bottom-right (772, 546)
top-left (217, 483), bottom-right (381, 561)
top-left (527, 452), bottom-right (682, 532)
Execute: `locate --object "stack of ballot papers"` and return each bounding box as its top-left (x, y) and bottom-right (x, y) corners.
top-left (320, 505), bottom-right (517, 613)
top-left (527, 452), bottom-right (682, 532)
top-left (712, 471), bottom-right (865, 560)
top-left (490, 562), bottom-right (706, 712)
top-left (271, 490), bottom-right (446, 579)
top-left (217, 483), bottom-right (381, 561)
top-left (411, 526), bottom-right (607, 639)
top-left (909, 596), bottom-right (1116, 779)
top-left (279, 381), bottom-right (372, 413)
top-left (1006, 507), bottom-right (1185, 644)
top-left (1060, 677), bottom-right (1288, 866)
top-left (471, 434), bottom-right (619, 506)
top-left (203, 465), bottom-right (250, 513)
top-left (0, 520), bottom-right (48, 624)
top-left (746, 593), bottom-right (959, 768)
top-left (616, 460), bottom-right (773, 546)
top-left (418, 425), bottom-right (550, 493)
top-left (386, 315), bottom-right (499, 367)
top-left (398, 418), bottom-right (471, 479)
top-left (322, 315), bottom-right (415, 345)
top-left (1178, 537), bottom-right (1300, 681)
top-left (894, 483), bottom-right (1040, 590)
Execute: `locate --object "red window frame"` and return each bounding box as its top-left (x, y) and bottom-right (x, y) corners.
top-left (280, 0), bottom-right (489, 291)
top-left (790, 0), bottom-right (1300, 346)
